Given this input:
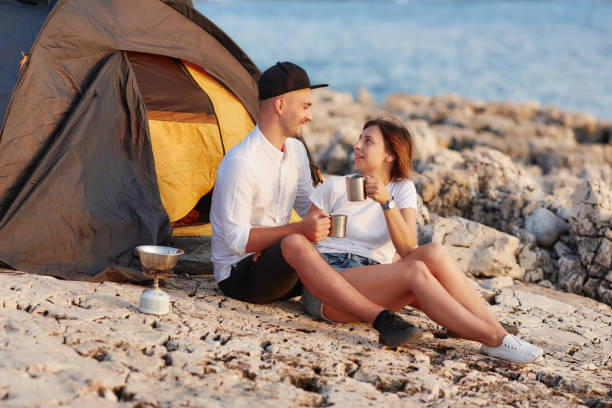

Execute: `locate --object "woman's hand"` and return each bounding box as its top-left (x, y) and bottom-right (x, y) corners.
top-left (364, 176), bottom-right (392, 204)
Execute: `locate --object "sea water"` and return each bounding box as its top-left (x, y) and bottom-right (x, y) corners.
top-left (194, 0), bottom-right (612, 119)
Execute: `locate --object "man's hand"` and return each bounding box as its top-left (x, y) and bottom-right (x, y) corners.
top-left (298, 208), bottom-right (330, 242)
top-left (365, 176), bottom-right (392, 205)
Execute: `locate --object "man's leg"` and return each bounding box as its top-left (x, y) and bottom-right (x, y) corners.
top-left (280, 234), bottom-right (382, 323)
top-left (281, 234), bottom-right (388, 324)
top-left (218, 241), bottom-right (301, 304)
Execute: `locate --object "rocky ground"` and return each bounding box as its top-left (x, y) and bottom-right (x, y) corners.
top-left (0, 270), bottom-right (610, 408)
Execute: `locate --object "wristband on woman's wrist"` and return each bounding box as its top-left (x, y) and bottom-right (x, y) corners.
top-left (381, 196), bottom-right (396, 211)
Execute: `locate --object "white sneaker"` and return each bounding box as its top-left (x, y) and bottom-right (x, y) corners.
top-left (480, 334), bottom-right (543, 364)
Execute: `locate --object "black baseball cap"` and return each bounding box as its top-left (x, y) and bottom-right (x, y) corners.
top-left (258, 61), bottom-right (328, 100)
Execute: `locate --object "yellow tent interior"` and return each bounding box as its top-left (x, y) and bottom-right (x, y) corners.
top-left (148, 60), bottom-right (254, 236)
top-left (139, 57), bottom-right (301, 237)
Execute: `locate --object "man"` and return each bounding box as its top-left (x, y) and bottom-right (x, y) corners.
top-left (210, 61), bottom-right (421, 347)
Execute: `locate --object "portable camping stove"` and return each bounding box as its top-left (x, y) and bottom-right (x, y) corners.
top-left (135, 245), bottom-right (184, 315)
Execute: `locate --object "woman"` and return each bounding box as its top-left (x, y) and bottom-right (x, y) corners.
top-left (303, 116), bottom-right (543, 364)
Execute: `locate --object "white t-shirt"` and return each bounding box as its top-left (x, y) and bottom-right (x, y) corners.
top-left (309, 175), bottom-right (417, 264)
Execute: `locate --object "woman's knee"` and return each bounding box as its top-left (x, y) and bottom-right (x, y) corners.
top-left (421, 242), bottom-right (446, 260)
top-left (398, 242), bottom-right (446, 265)
top-left (415, 243), bottom-right (449, 276)
top-left (403, 260), bottom-right (434, 285)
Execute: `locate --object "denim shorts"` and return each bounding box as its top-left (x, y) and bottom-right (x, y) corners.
top-left (302, 252), bottom-right (379, 319)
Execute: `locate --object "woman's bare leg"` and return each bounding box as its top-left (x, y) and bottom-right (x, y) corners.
top-left (322, 260), bottom-right (507, 346)
top-left (400, 243), bottom-right (504, 331)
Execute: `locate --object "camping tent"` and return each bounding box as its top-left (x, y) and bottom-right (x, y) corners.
top-left (0, 0), bottom-right (52, 120)
top-left (0, 0), bottom-right (268, 282)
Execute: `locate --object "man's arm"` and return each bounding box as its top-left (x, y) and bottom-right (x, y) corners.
top-left (245, 206), bottom-right (330, 253)
top-left (211, 156), bottom-right (256, 256)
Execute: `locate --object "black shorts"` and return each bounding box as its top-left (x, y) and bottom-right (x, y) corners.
top-left (217, 240), bottom-right (303, 304)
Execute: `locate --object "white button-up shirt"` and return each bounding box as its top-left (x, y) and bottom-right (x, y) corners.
top-left (210, 125), bottom-right (314, 283)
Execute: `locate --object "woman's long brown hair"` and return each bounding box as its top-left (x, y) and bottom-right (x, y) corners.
top-left (363, 115), bottom-right (417, 180)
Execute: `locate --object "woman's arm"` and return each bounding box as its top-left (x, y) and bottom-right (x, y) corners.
top-left (365, 177), bottom-right (418, 257)
top-left (384, 207), bottom-right (418, 257)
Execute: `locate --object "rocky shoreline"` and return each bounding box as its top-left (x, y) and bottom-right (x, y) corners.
top-left (0, 90), bottom-right (611, 407)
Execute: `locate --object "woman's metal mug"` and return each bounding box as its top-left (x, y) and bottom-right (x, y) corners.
top-left (346, 174), bottom-right (367, 201)
top-left (329, 214), bottom-right (347, 238)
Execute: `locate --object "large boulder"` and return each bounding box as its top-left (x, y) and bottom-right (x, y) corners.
top-left (462, 147), bottom-right (541, 193)
top-left (418, 146), bottom-right (547, 235)
top-left (518, 241), bottom-right (556, 284)
top-left (568, 179), bottom-right (612, 305)
top-left (558, 256), bottom-right (587, 295)
top-left (420, 216), bottom-right (524, 279)
top-left (524, 207), bottom-right (569, 248)
top-left (570, 179), bottom-right (612, 277)
top-left (417, 168), bottom-right (478, 218)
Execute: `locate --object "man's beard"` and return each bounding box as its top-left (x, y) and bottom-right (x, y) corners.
top-left (282, 120), bottom-right (302, 139)
top-left (290, 126), bottom-right (302, 139)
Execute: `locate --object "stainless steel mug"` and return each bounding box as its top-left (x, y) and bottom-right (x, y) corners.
top-left (329, 214), bottom-right (347, 238)
top-left (346, 174), bottom-right (366, 201)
